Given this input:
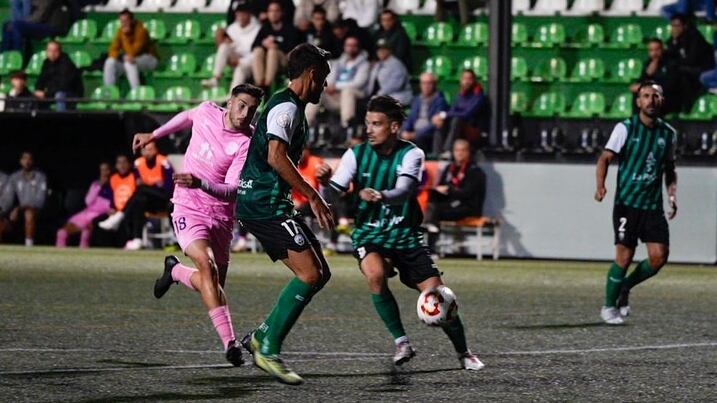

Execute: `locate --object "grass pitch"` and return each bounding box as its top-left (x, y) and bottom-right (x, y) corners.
top-left (0, 246), bottom-right (715, 402)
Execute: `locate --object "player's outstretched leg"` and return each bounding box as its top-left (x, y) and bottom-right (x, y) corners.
top-left (617, 242), bottom-right (668, 317)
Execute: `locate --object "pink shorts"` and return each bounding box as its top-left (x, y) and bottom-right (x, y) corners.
top-left (171, 208), bottom-right (234, 267)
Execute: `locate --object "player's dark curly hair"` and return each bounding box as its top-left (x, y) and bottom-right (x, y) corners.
top-left (231, 83), bottom-right (264, 100)
top-left (287, 43), bottom-right (331, 80)
top-left (367, 95), bottom-right (407, 124)
top-left (637, 80), bottom-right (664, 96)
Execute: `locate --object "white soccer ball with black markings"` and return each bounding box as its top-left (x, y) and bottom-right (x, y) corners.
top-left (416, 286), bottom-right (458, 326)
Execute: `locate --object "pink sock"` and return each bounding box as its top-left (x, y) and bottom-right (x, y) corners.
top-left (208, 305), bottom-right (236, 350)
top-left (171, 263), bottom-right (197, 291)
top-left (79, 229), bottom-right (91, 248)
top-left (56, 229), bottom-right (67, 247)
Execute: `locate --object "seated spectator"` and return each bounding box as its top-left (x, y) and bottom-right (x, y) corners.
top-left (5, 70), bottom-right (37, 111)
top-left (304, 6), bottom-right (340, 56)
top-left (56, 162), bottom-right (112, 248)
top-left (436, 0), bottom-right (481, 25)
top-left (305, 36), bottom-right (369, 128)
top-left (99, 143), bottom-right (174, 250)
top-left (103, 9), bottom-right (158, 90)
top-left (423, 139), bottom-right (486, 254)
top-left (432, 69), bottom-right (488, 156)
top-left (661, 0), bottom-right (715, 22)
top-left (700, 23), bottom-right (717, 94)
top-left (630, 38), bottom-right (679, 114)
top-left (373, 9), bottom-right (412, 70)
top-left (401, 72), bottom-right (449, 155)
top-left (228, 0), bottom-right (295, 26)
top-left (251, 1), bottom-right (300, 89)
top-left (332, 18), bottom-right (374, 59)
top-left (664, 13), bottom-right (715, 111)
top-left (34, 40), bottom-right (83, 111)
top-left (1, 0), bottom-right (71, 51)
top-left (202, 1), bottom-right (261, 90)
top-left (0, 151), bottom-right (47, 246)
top-left (365, 39), bottom-right (412, 106)
top-left (341, 0), bottom-right (382, 29)
top-left (295, 0), bottom-right (338, 32)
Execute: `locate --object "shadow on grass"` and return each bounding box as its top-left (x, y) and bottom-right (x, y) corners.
top-left (508, 321), bottom-right (608, 330)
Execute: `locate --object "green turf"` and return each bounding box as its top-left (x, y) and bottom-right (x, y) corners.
top-left (0, 246), bottom-right (715, 401)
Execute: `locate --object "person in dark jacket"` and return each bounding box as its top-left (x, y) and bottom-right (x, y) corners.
top-left (304, 6), bottom-right (340, 56)
top-left (423, 139), bottom-right (486, 254)
top-left (401, 72), bottom-right (449, 155)
top-left (5, 70), bottom-right (36, 111)
top-left (699, 24), bottom-right (717, 94)
top-left (630, 38), bottom-right (679, 114)
top-left (373, 9), bottom-right (412, 70)
top-left (251, 0), bottom-right (301, 88)
top-left (332, 18), bottom-right (374, 59)
top-left (34, 40), bottom-right (83, 111)
top-left (1, 0), bottom-right (71, 51)
top-left (227, 0), bottom-right (295, 26)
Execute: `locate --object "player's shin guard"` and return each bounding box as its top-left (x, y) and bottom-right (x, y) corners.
top-left (623, 260), bottom-right (658, 290)
top-left (371, 291), bottom-right (407, 340)
top-left (442, 314), bottom-right (468, 354)
top-left (208, 305), bottom-right (236, 350)
top-left (605, 262), bottom-right (627, 307)
top-left (256, 277), bottom-right (313, 355)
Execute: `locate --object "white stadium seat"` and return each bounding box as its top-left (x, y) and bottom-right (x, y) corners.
top-left (204, 0), bottom-right (230, 13)
top-left (386, 0), bottom-right (420, 15)
top-left (93, 0), bottom-right (137, 12)
top-left (564, 0), bottom-right (604, 15)
top-left (414, 0), bottom-right (436, 15)
top-left (167, 0), bottom-right (208, 13)
top-left (601, 0), bottom-right (644, 15)
top-left (134, 0), bottom-right (172, 12)
top-left (645, 0), bottom-right (671, 16)
top-left (513, 0), bottom-right (531, 14)
top-left (522, 0), bottom-right (568, 15)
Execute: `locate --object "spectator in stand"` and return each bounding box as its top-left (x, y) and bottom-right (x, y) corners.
top-left (305, 36), bottom-right (369, 128)
top-left (304, 6), bottom-right (340, 56)
top-left (228, 0), bottom-right (295, 26)
top-left (432, 69), bottom-right (488, 156)
top-left (366, 39), bottom-right (412, 105)
top-left (332, 18), bottom-right (374, 59)
top-left (202, 1), bottom-right (261, 90)
top-left (661, 0), bottom-right (715, 21)
top-left (103, 9), bottom-right (158, 90)
top-left (664, 13), bottom-right (715, 111)
top-left (401, 72), bottom-right (449, 155)
top-left (341, 0), bottom-right (382, 29)
top-left (0, 151), bottom-right (47, 246)
top-left (1, 0), bottom-right (71, 51)
top-left (34, 40), bottom-right (83, 111)
top-left (251, 0), bottom-right (301, 89)
top-left (99, 143), bottom-right (174, 250)
top-left (295, 0), bottom-right (338, 32)
top-left (436, 0), bottom-right (481, 25)
top-left (56, 162), bottom-right (112, 248)
top-left (423, 139), bottom-right (486, 254)
top-left (5, 70), bottom-right (36, 111)
top-left (630, 38), bottom-right (679, 114)
top-left (373, 9), bottom-right (412, 70)
top-left (699, 23), bottom-right (717, 94)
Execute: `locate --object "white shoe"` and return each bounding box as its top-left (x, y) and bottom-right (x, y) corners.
top-left (201, 77), bottom-right (218, 88)
top-left (124, 238), bottom-right (143, 250)
top-left (600, 306), bottom-right (624, 325)
top-left (99, 212), bottom-right (125, 231)
top-left (393, 341), bottom-right (416, 366)
top-left (619, 305), bottom-right (631, 317)
top-left (459, 352), bottom-right (485, 371)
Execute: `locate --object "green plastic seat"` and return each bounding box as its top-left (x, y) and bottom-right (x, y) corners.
top-left (562, 92), bottom-right (606, 118)
top-left (112, 85), bottom-right (156, 111)
top-left (453, 22), bottom-right (488, 47)
top-left (166, 19), bottom-right (201, 44)
top-left (146, 19), bottom-right (167, 41)
top-left (570, 23), bottom-right (604, 48)
top-left (510, 91), bottom-right (529, 114)
top-left (155, 53), bottom-right (197, 78)
top-left (402, 21), bottom-right (417, 42)
top-left (198, 20), bottom-right (227, 44)
top-left (424, 22), bottom-right (454, 46)
top-left (0, 50), bottom-right (23, 75)
top-left (25, 51), bottom-right (47, 76)
top-left (70, 50), bottom-right (92, 69)
top-left (568, 58), bottom-right (605, 82)
top-left (59, 19), bottom-right (98, 43)
top-left (604, 93), bottom-right (633, 119)
top-left (606, 23), bottom-right (643, 48)
top-left (679, 95), bottom-right (717, 121)
top-left (530, 57), bottom-right (566, 82)
top-left (608, 58), bottom-right (643, 83)
top-left (460, 56), bottom-right (487, 80)
top-left (149, 86), bottom-right (192, 112)
top-left (510, 56), bottom-right (529, 81)
top-left (94, 20), bottom-right (120, 45)
top-left (0, 81), bottom-right (11, 93)
top-left (200, 86), bottom-right (228, 102)
top-left (653, 24), bottom-right (671, 41)
top-left (422, 56), bottom-right (453, 79)
top-left (699, 24), bottom-right (715, 42)
top-left (77, 85), bottom-right (120, 111)
top-left (530, 23), bottom-right (566, 48)
top-left (527, 92), bottom-right (566, 118)
top-left (511, 22), bottom-right (529, 47)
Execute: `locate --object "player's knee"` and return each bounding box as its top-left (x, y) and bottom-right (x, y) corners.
top-left (649, 252), bottom-right (668, 270)
top-left (298, 269), bottom-right (321, 286)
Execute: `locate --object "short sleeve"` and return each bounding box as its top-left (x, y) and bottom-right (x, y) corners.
top-left (329, 149), bottom-right (357, 192)
top-left (605, 123), bottom-right (628, 154)
top-left (266, 102), bottom-right (297, 143)
top-left (398, 147), bottom-right (424, 182)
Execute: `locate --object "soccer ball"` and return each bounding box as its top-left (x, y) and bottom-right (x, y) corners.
top-left (416, 286), bottom-right (458, 326)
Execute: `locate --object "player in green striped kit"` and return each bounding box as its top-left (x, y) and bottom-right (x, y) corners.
top-left (319, 95), bottom-right (484, 371)
top-left (595, 81), bottom-right (678, 325)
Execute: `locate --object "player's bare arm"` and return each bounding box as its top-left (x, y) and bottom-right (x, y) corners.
top-left (595, 150), bottom-right (615, 202)
top-left (132, 133), bottom-right (154, 152)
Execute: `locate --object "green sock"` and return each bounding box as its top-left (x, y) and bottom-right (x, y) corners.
top-left (624, 260), bottom-right (658, 290)
top-left (256, 277), bottom-right (314, 355)
top-left (605, 262), bottom-right (627, 307)
top-left (371, 291), bottom-right (406, 340)
top-left (441, 314), bottom-right (468, 354)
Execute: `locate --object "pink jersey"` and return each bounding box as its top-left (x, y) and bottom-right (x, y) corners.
top-left (152, 101), bottom-right (252, 219)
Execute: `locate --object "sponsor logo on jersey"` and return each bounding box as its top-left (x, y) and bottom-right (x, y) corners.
top-left (365, 215), bottom-right (405, 229)
top-left (239, 179), bottom-right (254, 189)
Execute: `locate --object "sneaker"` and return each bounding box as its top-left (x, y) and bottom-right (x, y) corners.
top-left (393, 341), bottom-right (416, 366)
top-left (98, 212), bottom-right (125, 231)
top-left (240, 331), bottom-right (260, 356)
top-left (600, 306), bottom-right (625, 325)
top-left (616, 287), bottom-right (630, 317)
top-left (124, 238), bottom-right (143, 251)
top-left (231, 236), bottom-right (247, 252)
top-left (253, 350), bottom-right (304, 385)
top-left (201, 77), bottom-right (218, 88)
top-left (225, 339), bottom-right (244, 367)
top-left (154, 255), bottom-right (179, 299)
top-left (459, 351), bottom-right (485, 371)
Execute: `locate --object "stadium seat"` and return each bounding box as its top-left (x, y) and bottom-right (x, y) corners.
top-left (422, 55), bottom-right (453, 79)
top-left (460, 56), bottom-right (487, 80)
top-left (0, 50), bottom-right (22, 75)
top-left (77, 84), bottom-right (120, 110)
top-left (653, 23), bottom-right (670, 41)
top-left (401, 21), bottom-right (418, 42)
top-left (198, 20), bottom-right (226, 44)
top-left (24, 51), bottom-right (47, 76)
top-left (601, 0), bottom-right (644, 15)
top-left (527, 91), bottom-right (566, 117)
top-left (523, 0), bottom-right (567, 15)
top-left (608, 58), bottom-right (643, 83)
top-left (415, 0), bottom-right (437, 15)
top-left (605, 23), bottom-right (643, 48)
top-left (699, 25), bottom-right (715, 42)
top-left (564, 0), bottom-right (604, 15)
top-left (513, 0), bottom-right (531, 14)
top-left (510, 91), bottom-right (529, 114)
top-left (145, 19), bottom-right (168, 41)
top-left (168, 0), bottom-right (209, 12)
top-left (149, 86), bottom-right (192, 112)
top-left (192, 53), bottom-right (218, 78)
top-left (679, 95), bottom-right (717, 121)
top-left (511, 23), bottom-right (529, 47)
top-left (200, 86), bottom-right (228, 102)
top-left (155, 53), bottom-right (197, 78)
top-left (93, 0), bottom-right (137, 12)
top-left (561, 92), bottom-right (606, 118)
top-left (645, 0), bottom-right (671, 16)
top-left (59, 19), bottom-right (98, 43)
top-left (386, 0), bottom-right (419, 15)
top-left (205, 0), bottom-right (231, 13)
top-left (569, 23), bottom-right (604, 47)
top-left (111, 85), bottom-right (155, 111)
top-left (166, 19), bottom-right (201, 44)
top-left (530, 57), bottom-right (566, 82)
top-left (69, 50), bottom-right (92, 69)
top-left (530, 23), bottom-right (566, 47)
top-left (134, 0), bottom-right (172, 12)
top-left (94, 20), bottom-right (120, 45)
top-left (510, 56), bottom-right (529, 81)
top-left (568, 57), bottom-right (605, 82)
top-left (423, 22), bottom-right (454, 46)
top-left (453, 22), bottom-right (488, 47)
top-left (604, 92), bottom-right (633, 119)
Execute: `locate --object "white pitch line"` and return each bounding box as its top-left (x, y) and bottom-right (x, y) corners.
top-left (494, 342), bottom-right (717, 356)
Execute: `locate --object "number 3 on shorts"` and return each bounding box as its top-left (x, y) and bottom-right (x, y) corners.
top-left (173, 217), bottom-right (187, 232)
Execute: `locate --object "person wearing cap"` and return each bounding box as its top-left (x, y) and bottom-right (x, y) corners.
top-left (373, 9), bottom-right (412, 71)
top-left (365, 38), bottom-right (412, 106)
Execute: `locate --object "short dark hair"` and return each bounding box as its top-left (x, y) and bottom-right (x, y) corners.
top-left (461, 68), bottom-right (477, 78)
top-left (381, 9), bottom-right (397, 18)
top-left (287, 43), bottom-right (331, 80)
top-left (231, 83), bottom-right (264, 100)
top-left (9, 70), bottom-right (27, 80)
top-left (266, 0), bottom-right (282, 10)
top-left (312, 5), bottom-right (327, 15)
top-left (119, 8), bottom-right (133, 19)
top-left (670, 13), bottom-right (687, 24)
top-left (637, 80), bottom-right (664, 95)
top-left (647, 37), bottom-right (663, 46)
top-left (367, 95), bottom-right (406, 124)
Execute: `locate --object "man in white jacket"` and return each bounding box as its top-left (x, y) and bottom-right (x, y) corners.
top-left (202, 1), bottom-right (261, 91)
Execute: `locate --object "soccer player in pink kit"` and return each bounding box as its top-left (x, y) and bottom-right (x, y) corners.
top-left (132, 84), bottom-right (263, 367)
